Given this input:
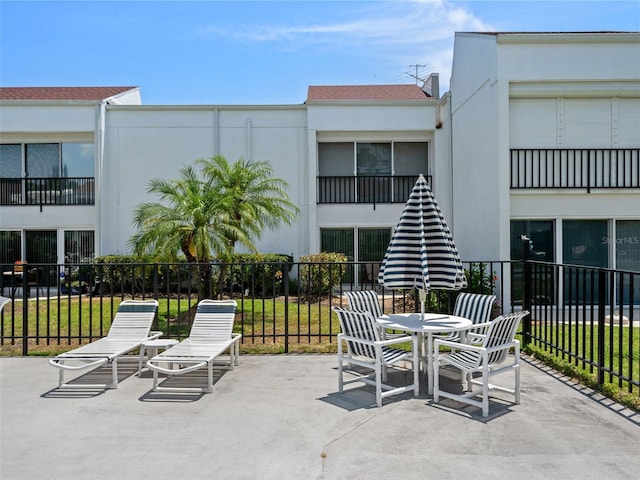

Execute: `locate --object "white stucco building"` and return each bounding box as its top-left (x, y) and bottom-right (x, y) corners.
top-left (1, 32), bottom-right (639, 282)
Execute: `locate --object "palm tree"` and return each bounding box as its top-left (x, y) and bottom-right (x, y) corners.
top-left (129, 156), bottom-right (298, 299)
top-left (198, 155), bottom-right (299, 256)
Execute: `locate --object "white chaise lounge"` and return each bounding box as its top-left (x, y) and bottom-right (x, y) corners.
top-left (48, 299), bottom-right (159, 389)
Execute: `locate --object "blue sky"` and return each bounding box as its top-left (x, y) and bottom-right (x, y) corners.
top-left (1, 1), bottom-right (638, 104)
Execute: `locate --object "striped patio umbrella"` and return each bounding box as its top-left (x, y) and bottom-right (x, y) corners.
top-left (378, 174), bottom-right (466, 315)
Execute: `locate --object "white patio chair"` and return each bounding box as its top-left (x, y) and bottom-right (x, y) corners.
top-left (344, 289), bottom-right (383, 318)
top-left (345, 289), bottom-right (404, 341)
top-left (49, 299), bottom-right (160, 389)
top-left (433, 310), bottom-right (529, 417)
top-left (440, 292), bottom-right (497, 342)
top-left (332, 306), bottom-right (419, 407)
top-left (146, 299), bottom-right (241, 393)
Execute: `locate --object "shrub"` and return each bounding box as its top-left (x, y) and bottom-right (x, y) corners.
top-left (225, 253), bottom-right (293, 296)
top-left (299, 252), bottom-right (348, 297)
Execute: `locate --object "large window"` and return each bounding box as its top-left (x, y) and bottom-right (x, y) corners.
top-left (563, 220), bottom-right (608, 268)
top-left (317, 141), bottom-right (428, 204)
top-left (320, 227), bottom-right (391, 286)
top-left (511, 220), bottom-right (555, 304)
top-left (1, 142), bottom-right (95, 205)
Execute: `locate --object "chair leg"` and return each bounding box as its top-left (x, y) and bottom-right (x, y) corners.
top-left (375, 361), bottom-right (382, 407)
top-left (514, 345), bottom-right (521, 404)
top-left (337, 343), bottom-right (344, 393)
top-left (482, 370), bottom-right (489, 417)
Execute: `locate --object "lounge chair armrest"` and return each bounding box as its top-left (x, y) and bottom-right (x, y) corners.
top-left (147, 359), bottom-right (207, 375)
top-left (48, 357), bottom-right (108, 371)
top-left (148, 331), bottom-right (163, 340)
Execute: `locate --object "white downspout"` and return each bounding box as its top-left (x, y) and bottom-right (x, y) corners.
top-left (95, 100), bottom-right (107, 257)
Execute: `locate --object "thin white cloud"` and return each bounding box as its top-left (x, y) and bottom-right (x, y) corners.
top-left (196, 1), bottom-right (494, 90)
top-left (198, 1), bottom-right (492, 47)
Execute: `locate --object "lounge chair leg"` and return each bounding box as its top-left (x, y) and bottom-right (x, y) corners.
top-left (58, 364), bottom-right (65, 388)
top-left (110, 359), bottom-right (118, 389)
top-left (207, 362), bottom-right (213, 393)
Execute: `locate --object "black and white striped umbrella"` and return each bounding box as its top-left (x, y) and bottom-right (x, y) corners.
top-left (378, 174), bottom-right (466, 313)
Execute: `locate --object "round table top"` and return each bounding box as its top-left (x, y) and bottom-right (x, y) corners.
top-left (377, 312), bottom-right (472, 333)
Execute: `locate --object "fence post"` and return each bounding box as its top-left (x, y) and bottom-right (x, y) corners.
top-left (283, 262), bottom-right (290, 353)
top-left (521, 236), bottom-right (532, 346)
top-left (21, 269), bottom-right (29, 355)
top-left (597, 269), bottom-right (606, 387)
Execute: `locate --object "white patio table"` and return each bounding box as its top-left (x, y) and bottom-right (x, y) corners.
top-left (377, 313), bottom-right (472, 395)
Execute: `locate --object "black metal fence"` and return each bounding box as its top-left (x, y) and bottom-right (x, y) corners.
top-left (1, 259), bottom-right (638, 396)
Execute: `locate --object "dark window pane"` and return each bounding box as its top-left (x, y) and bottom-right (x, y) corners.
top-left (26, 144), bottom-right (59, 178)
top-left (320, 228), bottom-right (354, 259)
top-left (394, 142), bottom-right (428, 175)
top-left (62, 143), bottom-right (94, 177)
top-left (0, 144), bottom-right (22, 178)
top-left (563, 220), bottom-right (608, 268)
top-left (357, 143), bottom-right (391, 176)
top-left (318, 142), bottom-right (353, 176)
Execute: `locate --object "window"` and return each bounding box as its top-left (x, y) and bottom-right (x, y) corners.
top-left (0, 144), bottom-right (22, 177)
top-left (318, 143), bottom-right (352, 176)
top-left (65, 230), bottom-right (95, 263)
top-left (510, 220), bottom-right (554, 261)
top-left (511, 220), bottom-right (555, 304)
top-left (320, 227), bottom-right (392, 286)
top-left (26, 144), bottom-right (60, 178)
top-left (616, 220), bottom-right (640, 304)
top-left (317, 141), bottom-right (428, 204)
top-left (1, 143), bottom-right (95, 205)
top-left (358, 228), bottom-right (391, 285)
top-left (0, 231), bottom-right (21, 266)
top-left (563, 220), bottom-right (608, 268)
top-left (357, 143), bottom-right (391, 176)
top-left (62, 143), bottom-right (94, 177)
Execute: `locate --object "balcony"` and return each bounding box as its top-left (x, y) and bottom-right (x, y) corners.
top-left (0, 177), bottom-right (95, 206)
top-left (511, 148), bottom-right (640, 192)
top-left (317, 175), bottom-right (430, 205)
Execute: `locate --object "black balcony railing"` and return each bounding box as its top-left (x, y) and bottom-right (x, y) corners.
top-left (317, 175), bottom-right (431, 204)
top-left (0, 177), bottom-right (95, 206)
top-left (511, 148), bottom-right (640, 192)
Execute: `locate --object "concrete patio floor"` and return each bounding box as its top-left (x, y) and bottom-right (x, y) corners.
top-left (1, 354), bottom-right (639, 480)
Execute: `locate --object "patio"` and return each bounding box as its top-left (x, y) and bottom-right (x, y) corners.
top-left (1, 354), bottom-right (639, 479)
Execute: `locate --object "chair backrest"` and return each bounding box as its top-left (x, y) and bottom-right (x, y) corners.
top-left (27, 268), bottom-right (39, 283)
top-left (453, 292), bottom-right (496, 325)
top-left (332, 306), bottom-right (381, 359)
top-left (189, 299), bottom-right (237, 343)
top-left (107, 299), bottom-right (159, 340)
top-left (481, 311), bottom-right (529, 365)
top-left (344, 290), bottom-right (383, 319)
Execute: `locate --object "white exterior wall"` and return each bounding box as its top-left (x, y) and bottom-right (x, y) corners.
top-left (450, 32), bottom-right (640, 263)
top-left (450, 33), bottom-right (504, 261)
top-left (307, 102), bottom-right (439, 254)
top-left (101, 105), bottom-right (308, 258)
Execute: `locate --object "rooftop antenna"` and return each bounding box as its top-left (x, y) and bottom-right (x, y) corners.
top-left (409, 64), bottom-right (427, 85)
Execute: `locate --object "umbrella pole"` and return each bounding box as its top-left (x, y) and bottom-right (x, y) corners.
top-left (419, 289), bottom-right (427, 318)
